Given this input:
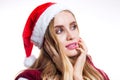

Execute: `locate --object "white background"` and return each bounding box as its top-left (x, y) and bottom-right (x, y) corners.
top-left (0, 0), bottom-right (120, 80)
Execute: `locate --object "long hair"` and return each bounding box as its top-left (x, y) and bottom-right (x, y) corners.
top-left (30, 11), bottom-right (109, 80)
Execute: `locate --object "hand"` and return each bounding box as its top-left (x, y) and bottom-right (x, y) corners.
top-left (73, 38), bottom-right (87, 80)
top-left (44, 39), bottom-right (63, 72)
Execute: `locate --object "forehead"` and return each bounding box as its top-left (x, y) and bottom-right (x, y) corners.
top-left (54, 11), bottom-right (75, 26)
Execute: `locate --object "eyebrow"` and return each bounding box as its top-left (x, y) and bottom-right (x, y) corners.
top-left (70, 21), bottom-right (77, 26)
top-left (54, 21), bottom-right (77, 28)
top-left (54, 25), bottom-right (64, 28)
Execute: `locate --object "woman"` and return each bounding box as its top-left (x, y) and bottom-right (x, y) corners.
top-left (15, 2), bottom-right (109, 80)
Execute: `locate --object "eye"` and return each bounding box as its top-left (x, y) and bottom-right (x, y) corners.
top-left (70, 25), bottom-right (77, 30)
top-left (55, 27), bottom-right (63, 34)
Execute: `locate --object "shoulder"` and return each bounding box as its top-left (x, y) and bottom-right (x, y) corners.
top-left (15, 69), bottom-right (42, 80)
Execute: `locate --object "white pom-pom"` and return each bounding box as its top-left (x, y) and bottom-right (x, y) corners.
top-left (24, 55), bottom-right (36, 67)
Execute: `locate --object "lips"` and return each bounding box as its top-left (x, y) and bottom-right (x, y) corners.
top-left (66, 42), bottom-right (78, 50)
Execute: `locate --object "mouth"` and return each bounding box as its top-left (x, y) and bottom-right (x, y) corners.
top-left (66, 42), bottom-right (78, 50)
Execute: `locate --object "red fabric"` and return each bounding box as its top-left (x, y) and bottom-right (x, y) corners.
top-left (22, 2), bottom-right (55, 57)
top-left (15, 69), bottom-right (42, 80)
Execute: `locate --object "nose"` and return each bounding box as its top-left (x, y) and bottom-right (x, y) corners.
top-left (66, 30), bottom-right (75, 41)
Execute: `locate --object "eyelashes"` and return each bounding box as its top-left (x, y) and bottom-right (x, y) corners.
top-left (70, 25), bottom-right (77, 30)
top-left (55, 27), bottom-right (63, 34)
top-left (55, 25), bottom-right (78, 34)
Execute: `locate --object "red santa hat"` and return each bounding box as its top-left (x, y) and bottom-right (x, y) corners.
top-left (22, 2), bottom-right (74, 67)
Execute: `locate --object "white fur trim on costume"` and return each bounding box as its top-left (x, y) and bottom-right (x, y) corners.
top-left (18, 77), bottom-right (28, 80)
top-left (24, 55), bottom-right (36, 67)
top-left (31, 3), bottom-right (73, 48)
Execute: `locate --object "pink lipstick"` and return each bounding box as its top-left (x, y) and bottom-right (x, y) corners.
top-left (66, 42), bottom-right (78, 50)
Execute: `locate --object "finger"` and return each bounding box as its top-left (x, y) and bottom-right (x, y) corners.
top-left (76, 47), bottom-right (85, 55)
top-left (44, 40), bottom-right (57, 57)
top-left (76, 46), bottom-right (86, 58)
top-left (74, 48), bottom-right (86, 73)
top-left (76, 47), bottom-right (87, 65)
top-left (78, 39), bottom-right (88, 53)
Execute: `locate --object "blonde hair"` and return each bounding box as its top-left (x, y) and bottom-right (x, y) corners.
top-left (30, 11), bottom-right (106, 80)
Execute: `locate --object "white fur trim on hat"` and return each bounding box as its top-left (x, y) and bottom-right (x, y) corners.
top-left (18, 77), bottom-right (28, 80)
top-left (24, 55), bottom-right (36, 67)
top-left (31, 3), bottom-right (73, 48)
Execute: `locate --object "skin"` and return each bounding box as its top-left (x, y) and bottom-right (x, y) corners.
top-left (54, 11), bottom-right (87, 80)
top-left (54, 11), bottom-right (79, 57)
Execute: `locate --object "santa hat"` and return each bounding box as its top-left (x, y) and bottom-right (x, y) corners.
top-left (22, 2), bottom-right (74, 67)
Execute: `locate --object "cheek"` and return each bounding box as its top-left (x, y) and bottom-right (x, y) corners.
top-left (56, 34), bottom-right (67, 49)
top-left (57, 35), bottom-right (66, 44)
top-left (74, 31), bottom-right (80, 39)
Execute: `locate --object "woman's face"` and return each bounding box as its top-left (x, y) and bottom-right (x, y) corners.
top-left (54, 11), bottom-right (80, 57)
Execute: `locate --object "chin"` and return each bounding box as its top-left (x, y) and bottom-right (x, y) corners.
top-left (67, 50), bottom-right (78, 58)
top-left (69, 52), bottom-right (80, 65)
